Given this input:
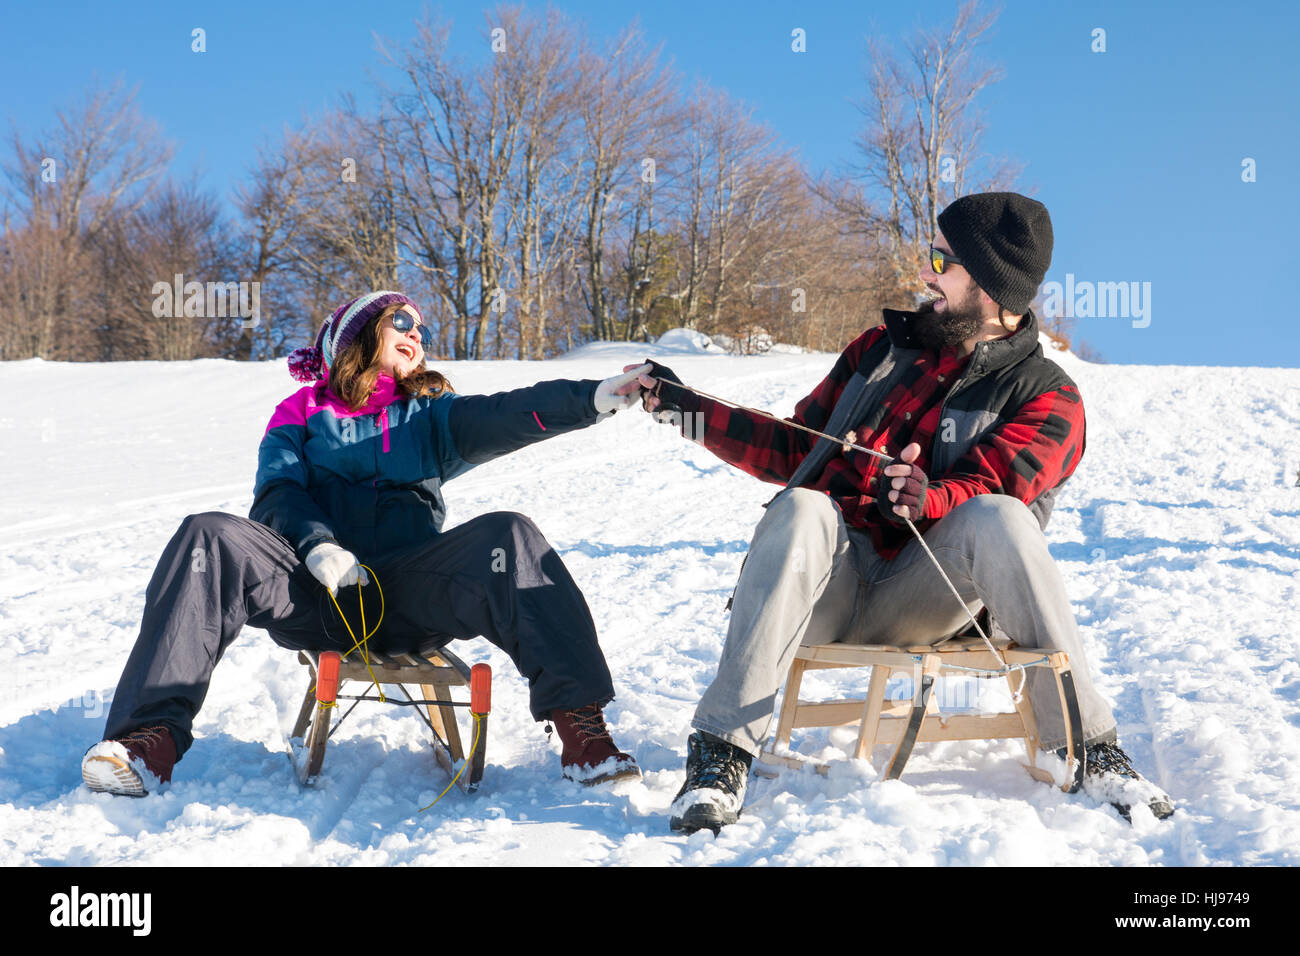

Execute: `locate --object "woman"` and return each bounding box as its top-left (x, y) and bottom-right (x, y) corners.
top-left (82, 291), bottom-right (647, 795)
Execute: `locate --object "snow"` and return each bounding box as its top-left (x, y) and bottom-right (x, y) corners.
top-left (1, 345), bottom-right (1298, 866)
top-left (651, 327), bottom-right (725, 353)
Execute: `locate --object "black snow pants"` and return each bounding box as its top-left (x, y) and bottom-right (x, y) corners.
top-left (102, 510), bottom-right (616, 758)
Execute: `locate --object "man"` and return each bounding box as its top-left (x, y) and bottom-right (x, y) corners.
top-left (634, 192), bottom-right (1174, 832)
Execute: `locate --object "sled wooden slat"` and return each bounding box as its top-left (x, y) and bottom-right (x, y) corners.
top-left (290, 682), bottom-right (317, 739)
top-left (772, 657), bottom-right (806, 749)
top-left (423, 678), bottom-right (464, 763)
top-left (759, 637), bottom-right (1078, 791)
top-left (289, 643), bottom-right (487, 793)
top-left (332, 658), bottom-right (454, 681)
top-left (853, 663), bottom-right (891, 760)
top-left (790, 698), bottom-right (913, 727)
top-left (874, 713), bottom-right (1030, 744)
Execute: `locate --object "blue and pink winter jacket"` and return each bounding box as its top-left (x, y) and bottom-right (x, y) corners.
top-left (250, 374), bottom-right (602, 560)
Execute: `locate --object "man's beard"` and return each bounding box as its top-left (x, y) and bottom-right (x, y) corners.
top-left (913, 294), bottom-right (982, 351)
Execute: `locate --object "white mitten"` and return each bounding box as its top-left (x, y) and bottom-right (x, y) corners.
top-left (593, 364), bottom-right (652, 414)
top-left (305, 542), bottom-right (370, 595)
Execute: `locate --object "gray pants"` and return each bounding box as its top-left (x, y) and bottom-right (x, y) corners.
top-left (693, 489), bottom-right (1117, 755)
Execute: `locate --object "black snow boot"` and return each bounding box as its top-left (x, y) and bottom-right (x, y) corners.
top-left (669, 732), bottom-right (753, 834)
top-left (1059, 740), bottom-right (1175, 821)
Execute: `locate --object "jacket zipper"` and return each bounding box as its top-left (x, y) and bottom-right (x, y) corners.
top-left (373, 408), bottom-right (390, 556)
top-left (936, 343), bottom-right (984, 448)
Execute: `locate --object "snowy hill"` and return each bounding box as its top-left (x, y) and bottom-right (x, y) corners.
top-left (1, 346), bottom-right (1298, 866)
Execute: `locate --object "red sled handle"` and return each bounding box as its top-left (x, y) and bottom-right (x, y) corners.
top-left (315, 651), bottom-right (341, 704)
top-left (470, 663), bottom-right (492, 715)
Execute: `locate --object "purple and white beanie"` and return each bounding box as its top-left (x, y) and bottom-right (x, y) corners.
top-left (287, 291), bottom-right (422, 383)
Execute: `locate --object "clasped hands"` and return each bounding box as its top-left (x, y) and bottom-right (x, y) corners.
top-left (596, 360), bottom-right (685, 422)
top-left (593, 363), bottom-right (654, 414)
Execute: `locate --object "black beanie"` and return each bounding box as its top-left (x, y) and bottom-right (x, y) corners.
top-left (936, 192), bottom-right (1053, 314)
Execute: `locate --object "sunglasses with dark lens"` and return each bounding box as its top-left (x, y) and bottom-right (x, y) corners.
top-left (929, 246), bottom-right (963, 275)
top-left (391, 309), bottom-right (434, 351)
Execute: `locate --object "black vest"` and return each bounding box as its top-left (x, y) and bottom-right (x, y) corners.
top-left (783, 308), bottom-right (1082, 575)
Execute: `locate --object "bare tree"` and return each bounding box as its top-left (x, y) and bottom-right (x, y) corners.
top-left (701, 96), bottom-right (804, 335)
top-left (495, 7), bottom-right (586, 358)
top-left (572, 24), bottom-right (675, 341)
top-left (232, 130), bottom-right (318, 360)
top-left (0, 80), bottom-right (171, 359)
top-left (384, 17), bottom-right (485, 359)
top-left (663, 89), bottom-right (717, 330)
top-left (0, 215), bottom-right (73, 359)
top-left (136, 181), bottom-right (230, 360)
top-left (625, 85), bottom-right (833, 350)
top-left (613, 97), bottom-right (685, 343)
top-left (284, 105), bottom-right (402, 302)
top-left (471, 9), bottom-right (554, 359)
top-left (844, 1), bottom-right (1017, 300)
top-left (68, 178), bottom-right (230, 361)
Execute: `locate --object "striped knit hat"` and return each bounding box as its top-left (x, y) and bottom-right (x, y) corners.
top-left (287, 291), bottom-right (421, 383)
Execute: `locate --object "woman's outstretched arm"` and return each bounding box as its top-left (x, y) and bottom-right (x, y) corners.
top-left (437, 376), bottom-right (619, 479)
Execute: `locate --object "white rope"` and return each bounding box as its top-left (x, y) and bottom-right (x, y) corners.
top-left (936, 655), bottom-right (1050, 676)
top-left (897, 514), bottom-right (1015, 680)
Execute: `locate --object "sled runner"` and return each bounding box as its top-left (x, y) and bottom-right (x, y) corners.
top-left (289, 642), bottom-right (491, 792)
top-left (757, 636), bottom-right (1085, 791)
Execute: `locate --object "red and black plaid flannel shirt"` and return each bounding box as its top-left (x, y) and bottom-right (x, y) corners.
top-left (660, 326), bottom-right (1086, 559)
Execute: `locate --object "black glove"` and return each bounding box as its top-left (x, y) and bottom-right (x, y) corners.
top-left (875, 456), bottom-right (929, 524)
top-left (640, 359), bottom-right (686, 422)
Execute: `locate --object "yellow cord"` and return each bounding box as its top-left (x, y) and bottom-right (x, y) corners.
top-left (311, 680), bottom-right (336, 709)
top-left (419, 712), bottom-right (483, 812)
top-left (321, 567), bottom-right (480, 812)
top-left (326, 565), bottom-right (386, 701)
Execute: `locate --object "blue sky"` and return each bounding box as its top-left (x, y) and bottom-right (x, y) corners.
top-left (2, 0), bottom-right (1296, 367)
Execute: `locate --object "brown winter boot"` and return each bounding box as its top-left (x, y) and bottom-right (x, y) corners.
top-left (82, 725), bottom-right (178, 796)
top-left (550, 704), bottom-right (641, 786)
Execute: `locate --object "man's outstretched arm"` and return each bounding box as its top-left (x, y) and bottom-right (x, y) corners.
top-left (630, 328), bottom-right (883, 485)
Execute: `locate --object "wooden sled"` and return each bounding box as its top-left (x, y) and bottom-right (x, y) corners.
top-left (289, 641), bottom-right (491, 793)
top-left (757, 636), bottom-right (1085, 791)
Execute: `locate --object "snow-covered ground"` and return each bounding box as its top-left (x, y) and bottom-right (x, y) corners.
top-left (1, 336), bottom-right (1298, 866)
